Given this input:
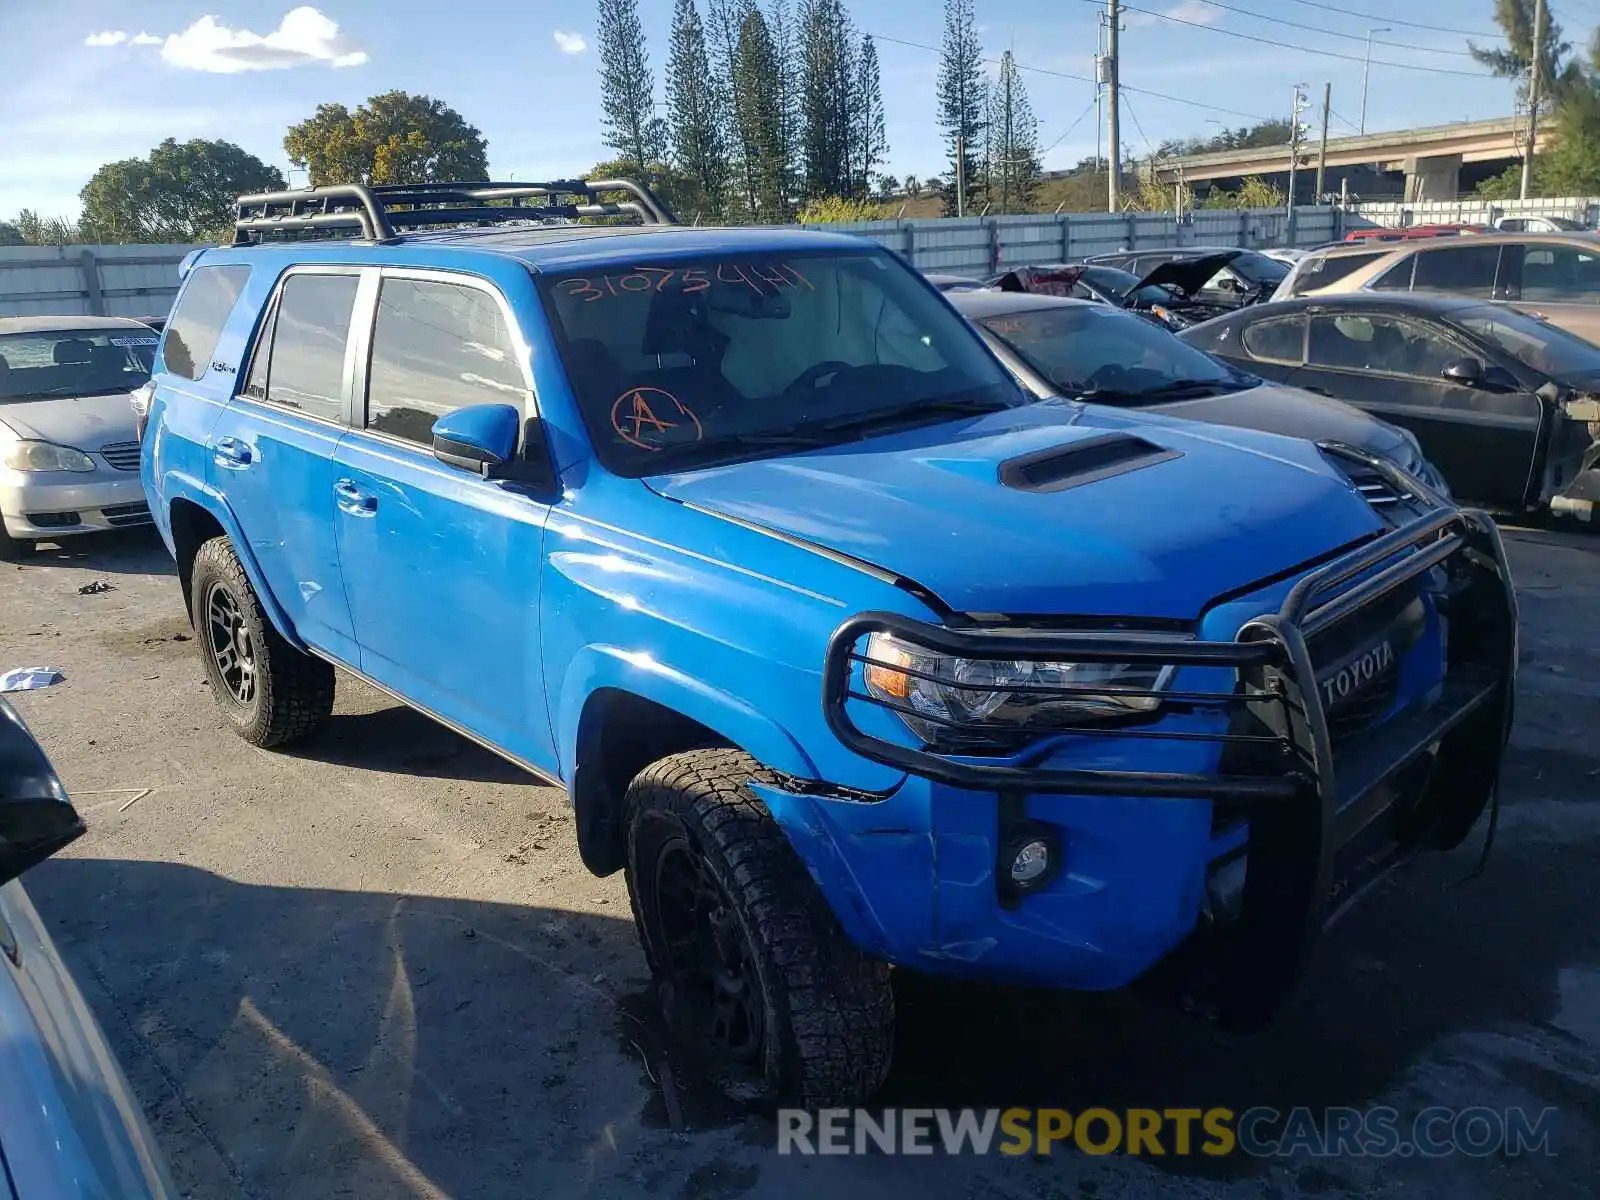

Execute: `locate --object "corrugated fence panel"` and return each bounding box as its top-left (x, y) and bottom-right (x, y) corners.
top-left (0, 244), bottom-right (196, 318)
top-left (1349, 196), bottom-right (1600, 229)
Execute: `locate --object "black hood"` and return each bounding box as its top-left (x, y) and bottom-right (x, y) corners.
top-left (1132, 251), bottom-right (1246, 299)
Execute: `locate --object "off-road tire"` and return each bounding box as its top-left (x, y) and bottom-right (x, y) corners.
top-left (625, 748), bottom-right (894, 1107)
top-left (189, 536), bottom-right (334, 747)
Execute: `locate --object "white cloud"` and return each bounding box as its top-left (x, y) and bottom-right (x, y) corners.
top-left (155, 6), bottom-right (368, 74)
top-left (1163, 0), bottom-right (1222, 25)
top-left (85, 30), bottom-right (128, 47)
top-left (552, 30), bottom-right (587, 55)
top-left (130, 33), bottom-right (162, 46)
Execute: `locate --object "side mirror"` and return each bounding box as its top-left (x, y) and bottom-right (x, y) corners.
top-left (432, 403), bottom-right (558, 494)
top-left (0, 679), bottom-right (84, 887)
top-left (1442, 357), bottom-right (1484, 385)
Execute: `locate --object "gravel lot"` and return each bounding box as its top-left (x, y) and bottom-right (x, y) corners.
top-left (2, 524), bottom-right (1597, 1200)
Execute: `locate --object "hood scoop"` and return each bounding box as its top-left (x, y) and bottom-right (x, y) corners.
top-left (998, 433), bottom-right (1182, 493)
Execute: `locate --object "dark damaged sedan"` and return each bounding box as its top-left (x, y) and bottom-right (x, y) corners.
top-left (1182, 293), bottom-right (1600, 522)
top-left (988, 253), bottom-right (1258, 332)
top-left (949, 289), bottom-right (1451, 494)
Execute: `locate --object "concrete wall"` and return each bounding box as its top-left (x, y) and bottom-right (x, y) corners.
top-left (1347, 195), bottom-right (1600, 228)
top-left (0, 244), bottom-right (193, 318)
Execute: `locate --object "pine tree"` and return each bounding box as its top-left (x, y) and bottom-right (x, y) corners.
top-left (798, 0), bottom-right (858, 200)
top-left (597, 0), bottom-right (667, 175)
top-left (937, 0), bottom-right (988, 215)
top-left (852, 34), bottom-right (888, 200)
top-left (766, 0), bottom-right (802, 206)
top-left (985, 51), bottom-right (1040, 214)
top-left (1469, 0), bottom-right (1579, 108)
top-left (733, 7), bottom-right (788, 220)
top-left (666, 0), bottom-right (731, 219)
top-left (707, 0), bottom-right (757, 215)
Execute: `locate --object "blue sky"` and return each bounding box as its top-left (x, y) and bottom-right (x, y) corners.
top-left (0, 0), bottom-right (1572, 219)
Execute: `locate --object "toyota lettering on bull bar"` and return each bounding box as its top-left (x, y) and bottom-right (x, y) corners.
top-left (1319, 640), bottom-right (1395, 710)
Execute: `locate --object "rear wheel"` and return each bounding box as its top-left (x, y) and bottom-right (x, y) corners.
top-left (189, 536), bottom-right (334, 747)
top-left (625, 748), bottom-right (894, 1107)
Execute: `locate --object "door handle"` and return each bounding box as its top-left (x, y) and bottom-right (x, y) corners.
top-left (213, 436), bottom-right (252, 469)
top-left (334, 478), bottom-right (377, 516)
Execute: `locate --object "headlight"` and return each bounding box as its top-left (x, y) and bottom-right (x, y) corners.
top-left (2, 440), bottom-right (97, 472)
top-left (1390, 430), bottom-right (1452, 499)
top-left (861, 631), bottom-right (1173, 747)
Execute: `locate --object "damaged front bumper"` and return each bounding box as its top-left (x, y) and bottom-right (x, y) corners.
top-left (810, 457), bottom-right (1517, 1027)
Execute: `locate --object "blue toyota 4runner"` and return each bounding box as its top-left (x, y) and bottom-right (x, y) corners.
top-left (140, 180), bottom-right (1517, 1106)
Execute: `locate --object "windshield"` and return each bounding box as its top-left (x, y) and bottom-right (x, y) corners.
top-left (979, 304), bottom-right (1245, 400)
top-left (1224, 252), bottom-right (1290, 288)
top-left (1449, 304), bottom-right (1600, 379)
top-left (0, 328), bottom-right (157, 402)
top-left (539, 249), bottom-right (1026, 474)
top-left (1081, 265), bottom-right (1183, 306)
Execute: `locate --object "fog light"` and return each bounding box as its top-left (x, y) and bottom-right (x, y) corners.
top-left (1009, 838), bottom-right (1052, 887)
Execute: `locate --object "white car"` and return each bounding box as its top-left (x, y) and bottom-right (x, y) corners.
top-left (1258, 247), bottom-right (1309, 266)
top-left (1492, 214), bottom-right (1588, 233)
top-left (0, 316), bottom-right (159, 559)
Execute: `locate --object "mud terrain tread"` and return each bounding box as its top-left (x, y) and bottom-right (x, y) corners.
top-left (190, 536), bottom-right (335, 747)
top-left (625, 747), bottom-right (894, 1107)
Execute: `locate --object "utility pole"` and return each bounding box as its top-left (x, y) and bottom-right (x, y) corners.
top-left (1315, 82), bottom-right (1331, 200)
top-left (956, 134), bottom-right (966, 217)
top-left (1107, 0), bottom-right (1121, 212)
top-left (1360, 27), bottom-right (1391, 135)
top-left (1287, 84), bottom-right (1309, 244)
top-left (1522, 0), bottom-right (1546, 199)
top-left (1001, 56), bottom-right (1013, 215)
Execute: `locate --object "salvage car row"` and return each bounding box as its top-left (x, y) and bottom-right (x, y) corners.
top-left (944, 235), bottom-right (1600, 525)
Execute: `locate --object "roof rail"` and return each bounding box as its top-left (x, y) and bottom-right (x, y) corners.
top-left (231, 177), bottom-right (678, 246)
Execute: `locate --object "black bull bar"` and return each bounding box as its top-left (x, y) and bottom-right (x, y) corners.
top-left (821, 492), bottom-right (1518, 1028)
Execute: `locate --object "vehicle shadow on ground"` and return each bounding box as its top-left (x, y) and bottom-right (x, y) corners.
top-left (885, 811), bottom-right (1600, 1180)
top-left (282, 699), bottom-right (544, 787)
top-left (22, 528), bottom-right (174, 577)
top-left (30, 856), bottom-right (654, 1200)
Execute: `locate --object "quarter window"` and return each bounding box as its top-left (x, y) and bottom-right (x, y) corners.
top-left (259, 273), bottom-right (359, 421)
top-left (1241, 316), bottom-right (1305, 363)
top-left (1514, 244), bottom-right (1600, 303)
top-left (1308, 314), bottom-right (1459, 379)
top-left (164, 265), bottom-right (250, 381)
top-left (365, 277), bottom-right (528, 446)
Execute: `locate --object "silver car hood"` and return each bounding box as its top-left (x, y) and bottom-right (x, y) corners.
top-left (0, 391), bottom-right (140, 449)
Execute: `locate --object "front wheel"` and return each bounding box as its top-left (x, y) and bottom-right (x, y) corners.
top-left (189, 536), bottom-right (335, 747)
top-left (624, 748), bottom-right (894, 1107)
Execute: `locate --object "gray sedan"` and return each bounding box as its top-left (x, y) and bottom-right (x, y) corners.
top-left (0, 316), bottom-right (158, 558)
top-left (948, 289), bottom-right (1451, 495)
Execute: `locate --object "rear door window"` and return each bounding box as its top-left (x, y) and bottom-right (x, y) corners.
top-left (364, 275), bottom-right (529, 445)
top-left (1510, 243), bottom-right (1600, 304)
top-left (257, 273), bottom-right (359, 422)
top-left (1370, 257), bottom-right (1416, 291)
top-left (1241, 315), bottom-right (1305, 363)
top-left (1298, 251), bottom-right (1387, 292)
top-left (163, 264), bottom-right (250, 381)
top-left (1308, 313), bottom-right (1459, 378)
top-left (1409, 244), bottom-right (1501, 298)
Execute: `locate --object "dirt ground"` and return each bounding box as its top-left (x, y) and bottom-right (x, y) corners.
top-left (2, 523), bottom-right (1597, 1200)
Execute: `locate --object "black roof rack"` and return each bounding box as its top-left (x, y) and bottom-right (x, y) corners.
top-left (232, 178), bottom-right (678, 246)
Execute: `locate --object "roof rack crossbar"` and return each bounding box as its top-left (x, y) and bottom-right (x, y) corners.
top-left (231, 176), bottom-right (676, 246)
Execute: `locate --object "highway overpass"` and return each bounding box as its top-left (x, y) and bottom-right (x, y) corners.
top-left (1153, 117), bottom-right (1523, 202)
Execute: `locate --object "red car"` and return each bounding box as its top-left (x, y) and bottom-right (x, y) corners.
top-left (1343, 223), bottom-right (1488, 243)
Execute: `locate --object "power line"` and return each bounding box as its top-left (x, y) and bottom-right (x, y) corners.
top-left (867, 31), bottom-right (1279, 125)
top-left (1327, 105), bottom-right (1363, 135)
top-left (1040, 96), bottom-right (1102, 158)
top-left (1115, 4), bottom-right (1500, 78)
top-left (1277, 0), bottom-right (1503, 39)
top-left (1151, 0), bottom-right (1482, 57)
top-left (1120, 94), bottom-right (1162, 162)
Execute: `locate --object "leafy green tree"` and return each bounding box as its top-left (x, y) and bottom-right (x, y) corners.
top-left (732, 6), bottom-right (788, 219)
top-left (79, 138), bottom-right (283, 243)
top-left (0, 221), bottom-right (24, 247)
top-left (597, 0), bottom-right (668, 176)
top-left (666, 0), bottom-right (731, 219)
top-left (1469, 0), bottom-right (1579, 107)
top-left (936, 0), bottom-right (988, 214)
top-left (284, 92), bottom-right (488, 186)
top-left (984, 50), bottom-right (1040, 214)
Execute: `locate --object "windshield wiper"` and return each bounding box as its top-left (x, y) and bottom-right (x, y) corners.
top-left (813, 395), bottom-right (1016, 437)
top-left (1079, 378), bottom-right (1231, 403)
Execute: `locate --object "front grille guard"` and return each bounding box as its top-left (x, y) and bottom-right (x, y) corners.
top-left (820, 450), bottom-right (1518, 1024)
